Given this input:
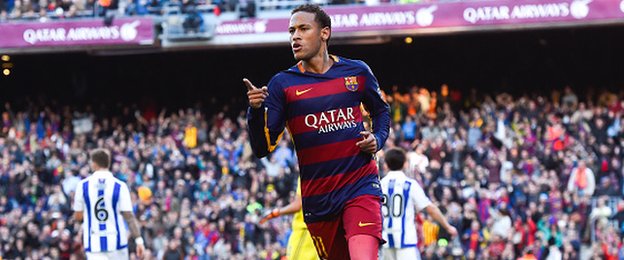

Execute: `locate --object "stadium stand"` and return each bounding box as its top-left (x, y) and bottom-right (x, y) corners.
top-left (0, 84), bottom-right (623, 259)
top-left (0, 0), bottom-right (330, 21)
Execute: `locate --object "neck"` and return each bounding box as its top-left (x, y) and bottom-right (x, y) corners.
top-left (301, 50), bottom-right (332, 74)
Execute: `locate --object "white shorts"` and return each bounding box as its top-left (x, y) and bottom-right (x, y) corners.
top-left (86, 248), bottom-right (129, 260)
top-left (382, 247), bottom-right (421, 260)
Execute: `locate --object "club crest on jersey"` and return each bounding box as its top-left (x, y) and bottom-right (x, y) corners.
top-left (344, 76), bottom-right (358, 92)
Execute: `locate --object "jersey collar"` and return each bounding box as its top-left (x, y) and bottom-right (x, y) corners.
top-left (386, 170), bottom-right (406, 177)
top-left (294, 54), bottom-right (340, 73)
top-left (92, 170), bottom-right (113, 177)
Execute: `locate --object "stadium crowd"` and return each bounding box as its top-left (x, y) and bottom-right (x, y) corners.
top-left (0, 0), bottom-right (451, 22)
top-left (381, 85), bottom-right (624, 259)
top-left (0, 85), bottom-right (623, 260)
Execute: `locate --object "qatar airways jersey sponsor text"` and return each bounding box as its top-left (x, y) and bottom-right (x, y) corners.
top-left (304, 107), bottom-right (358, 134)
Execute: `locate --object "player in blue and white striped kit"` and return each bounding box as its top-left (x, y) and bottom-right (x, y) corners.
top-left (380, 148), bottom-right (457, 260)
top-left (73, 148), bottom-right (145, 259)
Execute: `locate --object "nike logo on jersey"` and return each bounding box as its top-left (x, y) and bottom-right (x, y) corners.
top-left (296, 88), bottom-right (313, 96)
top-left (358, 221), bottom-right (376, 227)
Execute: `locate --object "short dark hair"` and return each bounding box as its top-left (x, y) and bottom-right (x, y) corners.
top-left (90, 148), bottom-right (111, 169)
top-left (385, 148), bottom-right (406, 171)
top-left (292, 4), bottom-right (332, 40)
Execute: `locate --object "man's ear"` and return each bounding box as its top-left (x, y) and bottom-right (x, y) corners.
top-left (321, 27), bottom-right (331, 42)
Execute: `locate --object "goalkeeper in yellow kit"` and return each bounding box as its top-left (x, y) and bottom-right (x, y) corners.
top-left (260, 180), bottom-right (318, 260)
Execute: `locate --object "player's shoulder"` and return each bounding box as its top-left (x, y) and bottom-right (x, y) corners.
top-left (380, 175), bottom-right (389, 184)
top-left (405, 177), bottom-right (420, 186)
top-left (380, 171), bottom-right (406, 184)
top-left (339, 56), bottom-right (368, 67)
top-left (272, 70), bottom-right (291, 81)
top-left (77, 175), bottom-right (92, 186)
top-left (99, 171), bottom-right (129, 188)
top-left (110, 177), bottom-right (129, 189)
top-left (336, 56), bottom-right (373, 73)
top-left (405, 177), bottom-right (424, 191)
top-left (380, 172), bottom-right (395, 182)
top-left (266, 71), bottom-right (292, 90)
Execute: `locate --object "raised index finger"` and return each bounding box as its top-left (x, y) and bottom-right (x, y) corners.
top-left (243, 78), bottom-right (257, 91)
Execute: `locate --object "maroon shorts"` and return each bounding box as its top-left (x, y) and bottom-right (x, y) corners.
top-left (306, 195), bottom-right (383, 260)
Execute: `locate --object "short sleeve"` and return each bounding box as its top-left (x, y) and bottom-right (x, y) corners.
top-left (411, 181), bottom-right (432, 211)
top-left (119, 184), bottom-right (133, 212)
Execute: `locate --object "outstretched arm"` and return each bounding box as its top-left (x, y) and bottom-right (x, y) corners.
top-left (73, 182), bottom-right (85, 222)
top-left (260, 179), bottom-right (303, 224)
top-left (119, 184), bottom-right (144, 258)
top-left (121, 211), bottom-right (142, 240)
top-left (411, 180), bottom-right (458, 237)
top-left (425, 205), bottom-right (458, 237)
top-left (121, 211), bottom-right (145, 258)
top-left (121, 212), bottom-right (145, 258)
top-left (259, 194), bottom-right (302, 224)
top-left (278, 194), bottom-right (303, 215)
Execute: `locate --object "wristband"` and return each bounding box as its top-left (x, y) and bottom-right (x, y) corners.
top-left (135, 237), bottom-right (144, 245)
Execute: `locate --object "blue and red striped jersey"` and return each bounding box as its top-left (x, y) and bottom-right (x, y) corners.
top-left (247, 55), bottom-right (391, 223)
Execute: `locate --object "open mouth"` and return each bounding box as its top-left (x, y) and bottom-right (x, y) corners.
top-left (292, 43), bottom-right (302, 52)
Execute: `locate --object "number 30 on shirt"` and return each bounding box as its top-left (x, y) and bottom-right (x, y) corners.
top-left (381, 193), bottom-right (404, 218)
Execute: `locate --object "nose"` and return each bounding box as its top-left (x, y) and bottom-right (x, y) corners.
top-left (291, 29), bottom-right (302, 41)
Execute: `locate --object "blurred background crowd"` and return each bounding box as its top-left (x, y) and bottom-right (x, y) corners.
top-left (0, 0), bottom-right (437, 22)
top-left (0, 85), bottom-right (623, 259)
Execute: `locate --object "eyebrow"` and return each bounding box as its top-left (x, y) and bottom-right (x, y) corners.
top-left (288, 23), bottom-right (311, 30)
